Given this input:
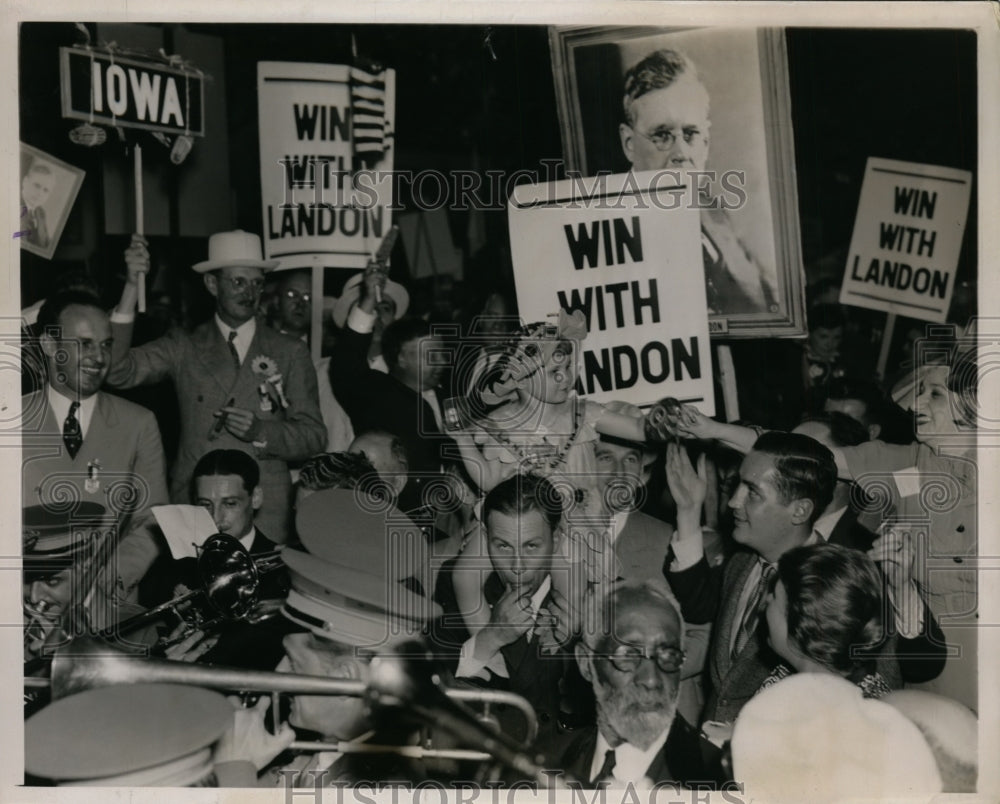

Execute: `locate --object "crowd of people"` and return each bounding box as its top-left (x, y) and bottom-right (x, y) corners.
top-left (20, 214), bottom-right (980, 793)
top-left (18, 41), bottom-right (982, 794)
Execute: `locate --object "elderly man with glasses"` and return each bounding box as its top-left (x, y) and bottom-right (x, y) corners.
top-left (540, 580), bottom-right (718, 788)
top-left (108, 230), bottom-right (326, 553)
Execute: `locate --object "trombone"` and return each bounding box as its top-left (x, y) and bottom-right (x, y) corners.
top-left (102, 533), bottom-right (286, 648)
top-left (28, 636), bottom-right (546, 779)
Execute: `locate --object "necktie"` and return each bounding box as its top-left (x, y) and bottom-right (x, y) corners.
top-left (733, 561), bottom-right (777, 658)
top-left (227, 330), bottom-right (240, 368)
top-left (591, 749), bottom-right (616, 786)
top-left (63, 400), bottom-right (83, 459)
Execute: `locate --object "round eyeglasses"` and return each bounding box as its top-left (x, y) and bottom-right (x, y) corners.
top-left (634, 126), bottom-right (706, 152)
top-left (601, 642), bottom-right (686, 674)
top-left (219, 276), bottom-right (265, 293)
top-left (283, 289), bottom-right (312, 303)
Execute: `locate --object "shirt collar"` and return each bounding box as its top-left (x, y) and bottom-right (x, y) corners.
top-left (812, 506), bottom-right (847, 541)
top-left (591, 723), bottom-right (672, 784)
top-left (237, 527), bottom-right (257, 553)
top-left (214, 313), bottom-right (256, 342)
top-left (47, 385), bottom-right (98, 437)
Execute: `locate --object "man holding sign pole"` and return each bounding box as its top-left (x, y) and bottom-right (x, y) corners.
top-left (108, 231), bottom-right (326, 545)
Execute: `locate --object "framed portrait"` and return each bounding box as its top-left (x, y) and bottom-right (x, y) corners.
top-left (18, 142), bottom-right (86, 261)
top-left (550, 26), bottom-right (807, 338)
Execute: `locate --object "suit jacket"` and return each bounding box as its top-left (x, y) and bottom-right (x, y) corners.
top-left (827, 507), bottom-right (877, 552)
top-left (457, 572), bottom-right (594, 746)
top-left (547, 716), bottom-right (718, 788)
top-left (107, 319), bottom-right (326, 542)
top-left (614, 510), bottom-right (672, 583)
top-left (328, 325), bottom-right (450, 475)
top-left (21, 389), bottom-right (170, 599)
top-left (668, 549), bottom-right (777, 725)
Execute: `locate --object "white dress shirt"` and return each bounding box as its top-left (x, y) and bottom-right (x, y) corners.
top-left (589, 726), bottom-right (672, 785)
top-left (47, 385), bottom-right (97, 439)
top-left (214, 314), bottom-right (256, 365)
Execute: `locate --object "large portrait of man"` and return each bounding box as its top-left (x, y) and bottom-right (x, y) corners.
top-left (550, 27), bottom-right (807, 337)
top-left (18, 143), bottom-right (85, 261)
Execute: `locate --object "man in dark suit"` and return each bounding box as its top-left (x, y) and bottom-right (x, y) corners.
top-left (544, 581), bottom-right (718, 788)
top-left (140, 449), bottom-right (291, 670)
top-left (664, 432), bottom-right (837, 725)
top-left (107, 231), bottom-right (327, 544)
top-left (454, 473), bottom-right (592, 744)
top-left (329, 265), bottom-right (449, 476)
top-left (22, 291), bottom-right (170, 626)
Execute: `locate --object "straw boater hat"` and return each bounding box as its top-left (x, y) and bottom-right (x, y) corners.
top-left (192, 230), bottom-right (279, 273)
top-left (22, 502), bottom-right (108, 560)
top-left (331, 271), bottom-right (410, 329)
top-left (26, 684), bottom-right (234, 786)
top-left (281, 488), bottom-right (440, 647)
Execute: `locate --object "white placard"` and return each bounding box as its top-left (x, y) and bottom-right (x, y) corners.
top-left (258, 62), bottom-right (395, 269)
top-left (508, 170), bottom-right (715, 412)
top-left (840, 157), bottom-right (972, 322)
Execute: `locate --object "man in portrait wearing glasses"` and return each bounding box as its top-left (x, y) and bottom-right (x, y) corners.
top-left (108, 231), bottom-right (326, 547)
top-left (543, 580), bottom-right (718, 788)
top-left (620, 49), bottom-right (777, 316)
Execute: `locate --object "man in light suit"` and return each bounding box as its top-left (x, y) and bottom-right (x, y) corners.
top-left (22, 291), bottom-right (169, 622)
top-left (107, 231), bottom-right (326, 544)
top-left (544, 581), bottom-right (718, 788)
top-left (664, 432), bottom-right (836, 725)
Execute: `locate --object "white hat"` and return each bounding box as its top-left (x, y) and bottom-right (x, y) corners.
top-left (26, 683), bottom-right (233, 786)
top-left (331, 272), bottom-right (410, 328)
top-left (192, 230), bottom-right (280, 273)
top-left (731, 673), bottom-right (942, 803)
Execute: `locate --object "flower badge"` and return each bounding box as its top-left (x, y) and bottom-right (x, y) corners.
top-left (85, 458), bottom-right (101, 494)
top-left (251, 355), bottom-right (290, 410)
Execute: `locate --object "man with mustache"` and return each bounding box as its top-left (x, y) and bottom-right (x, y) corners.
top-left (107, 231), bottom-right (326, 547)
top-left (547, 581), bottom-right (716, 787)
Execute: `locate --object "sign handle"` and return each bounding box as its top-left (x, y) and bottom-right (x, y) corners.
top-left (717, 343), bottom-right (740, 422)
top-left (311, 264), bottom-right (323, 363)
top-left (876, 312), bottom-right (897, 380)
top-left (134, 144), bottom-right (146, 314)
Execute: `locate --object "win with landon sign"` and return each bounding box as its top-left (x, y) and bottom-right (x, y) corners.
top-left (508, 171), bottom-right (714, 412)
top-left (840, 157), bottom-right (972, 323)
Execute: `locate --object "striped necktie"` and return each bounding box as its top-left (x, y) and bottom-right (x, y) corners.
top-left (227, 330), bottom-right (240, 368)
top-left (733, 560), bottom-right (777, 657)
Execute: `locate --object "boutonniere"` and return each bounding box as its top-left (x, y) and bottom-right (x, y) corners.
top-left (251, 355), bottom-right (290, 409)
top-left (85, 458), bottom-right (101, 494)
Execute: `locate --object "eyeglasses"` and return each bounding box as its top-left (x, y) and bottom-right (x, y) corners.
top-left (283, 289), bottom-right (312, 303)
top-left (218, 276), bottom-right (265, 293)
top-left (633, 126), bottom-right (706, 152)
top-left (599, 642), bottom-right (686, 674)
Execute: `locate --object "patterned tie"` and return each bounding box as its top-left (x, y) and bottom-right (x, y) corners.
top-left (227, 330), bottom-right (240, 368)
top-left (732, 561), bottom-right (777, 658)
top-left (591, 749), bottom-right (616, 786)
top-left (63, 400), bottom-right (82, 459)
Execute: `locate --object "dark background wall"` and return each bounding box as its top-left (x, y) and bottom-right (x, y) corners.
top-left (19, 22), bottom-right (977, 385)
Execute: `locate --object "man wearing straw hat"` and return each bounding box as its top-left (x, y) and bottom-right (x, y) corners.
top-left (108, 230), bottom-right (326, 545)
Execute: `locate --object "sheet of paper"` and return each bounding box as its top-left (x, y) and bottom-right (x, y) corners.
top-left (151, 504), bottom-right (218, 560)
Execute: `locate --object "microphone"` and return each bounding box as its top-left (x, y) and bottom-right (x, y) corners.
top-left (365, 640), bottom-right (558, 785)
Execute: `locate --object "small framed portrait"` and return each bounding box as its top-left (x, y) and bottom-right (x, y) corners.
top-left (19, 142), bottom-right (86, 260)
top-left (550, 26), bottom-right (807, 338)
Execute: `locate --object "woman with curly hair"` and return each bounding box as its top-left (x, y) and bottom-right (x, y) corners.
top-left (761, 542), bottom-right (891, 698)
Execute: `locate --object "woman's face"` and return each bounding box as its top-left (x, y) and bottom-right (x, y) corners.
top-left (913, 365), bottom-right (962, 444)
top-left (519, 343), bottom-right (577, 404)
